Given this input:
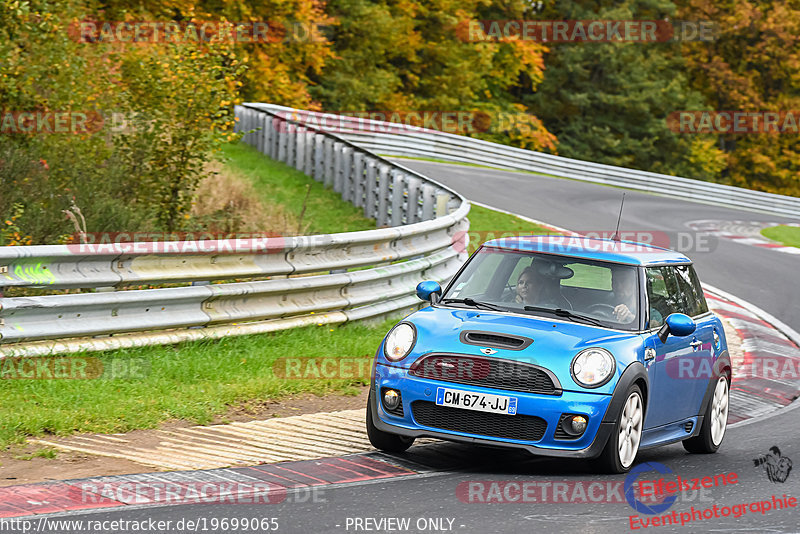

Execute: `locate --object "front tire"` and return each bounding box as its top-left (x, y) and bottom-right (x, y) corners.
top-left (596, 385), bottom-right (644, 474)
top-left (683, 376), bottom-right (729, 454)
top-left (366, 391), bottom-right (415, 453)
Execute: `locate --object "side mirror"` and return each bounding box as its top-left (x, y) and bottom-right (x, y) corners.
top-left (657, 313), bottom-right (696, 343)
top-left (415, 281), bottom-right (442, 303)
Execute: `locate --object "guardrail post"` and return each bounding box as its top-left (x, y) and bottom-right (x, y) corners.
top-left (294, 126), bottom-right (306, 172)
top-left (323, 138), bottom-right (334, 187)
top-left (390, 170), bottom-right (405, 227)
top-left (363, 157), bottom-right (377, 219)
top-left (258, 113), bottom-right (268, 154)
top-left (287, 123), bottom-right (297, 167)
top-left (333, 142), bottom-right (345, 193)
top-left (421, 184), bottom-right (435, 221)
top-left (270, 117), bottom-right (280, 159)
top-left (313, 134), bottom-right (324, 180)
top-left (340, 147), bottom-right (352, 201)
top-left (377, 164), bottom-right (390, 226)
top-left (247, 108), bottom-right (257, 146)
top-left (240, 108), bottom-right (250, 144)
top-left (303, 130), bottom-right (314, 175)
top-left (351, 152), bottom-right (364, 207)
top-left (277, 125), bottom-right (288, 163)
top-left (405, 178), bottom-right (421, 224)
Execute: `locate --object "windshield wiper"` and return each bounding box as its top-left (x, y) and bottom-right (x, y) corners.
top-left (442, 298), bottom-right (506, 312)
top-left (523, 306), bottom-right (604, 327)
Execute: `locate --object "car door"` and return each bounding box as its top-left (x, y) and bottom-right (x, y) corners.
top-left (670, 264), bottom-right (716, 413)
top-left (642, 265), bottom-right (702, 428)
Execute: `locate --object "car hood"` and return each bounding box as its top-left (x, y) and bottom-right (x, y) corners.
top-left (394, 305), bottom-right (645, 394)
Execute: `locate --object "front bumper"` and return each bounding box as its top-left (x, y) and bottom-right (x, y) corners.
top-left (372, 362), bottom-right (615, 459)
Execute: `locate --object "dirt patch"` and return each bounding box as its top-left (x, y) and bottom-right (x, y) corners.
top-left (0, 386), bottom-right (371, 487)
top-left (210, 387), bottom-right (370, 424)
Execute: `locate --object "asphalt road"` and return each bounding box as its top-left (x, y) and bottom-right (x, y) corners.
top-left (24, 161), bottom-right (800, 534)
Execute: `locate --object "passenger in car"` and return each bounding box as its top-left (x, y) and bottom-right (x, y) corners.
top-left (514, 266), bottom-right (537, 304)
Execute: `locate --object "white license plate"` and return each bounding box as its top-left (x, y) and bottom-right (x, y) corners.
top-left (435, 387), bottom-right (517, 415)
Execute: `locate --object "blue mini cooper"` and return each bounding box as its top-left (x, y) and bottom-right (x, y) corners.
top-left (367, 236), bottom-right (731, 473)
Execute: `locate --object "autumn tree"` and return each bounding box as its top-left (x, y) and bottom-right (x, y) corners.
top-left (679, 0), bottom-right (800, 195)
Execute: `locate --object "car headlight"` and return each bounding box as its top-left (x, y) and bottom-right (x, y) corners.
top-left (383, 323), bottom-right (417, 362)
top-left (571, 348), bottom-right (615, 388)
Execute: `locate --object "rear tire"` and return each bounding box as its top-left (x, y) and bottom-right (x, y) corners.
top-left (366, 391), bottom-right (414, 453)
top-left (596, 385), bottom-right (644, 474)
top-left (683, 376), bottom-right (729, 454)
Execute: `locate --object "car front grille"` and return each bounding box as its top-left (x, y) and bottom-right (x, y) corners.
top-left (408, 354), bottom-right (560, 395)
top-left (411, 401), bottom-right (547, 442)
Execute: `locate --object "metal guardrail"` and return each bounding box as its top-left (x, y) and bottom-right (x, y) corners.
top-left (0, 105), bottom-right (469, 356)
top-left (257, 104), bottom-right (800, 219)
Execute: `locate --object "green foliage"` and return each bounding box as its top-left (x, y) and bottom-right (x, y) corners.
top-left (527, 0), bottom-right (710, 178)
top-left (113, 42), bottom-right (245, 231)
top-left (680, 0), bottom-right (800, 196)
top-left (0, 0), bottom-right (244, 242)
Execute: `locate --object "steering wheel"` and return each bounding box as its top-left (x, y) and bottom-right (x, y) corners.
top-left (586, 303), bottom-right (617, 319)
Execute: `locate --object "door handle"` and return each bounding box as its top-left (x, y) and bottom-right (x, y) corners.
top-left (690, 340), bottom-right (703, 349)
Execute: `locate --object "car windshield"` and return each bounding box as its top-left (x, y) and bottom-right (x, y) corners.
top-left (441, 246), bottom-right (641, 331)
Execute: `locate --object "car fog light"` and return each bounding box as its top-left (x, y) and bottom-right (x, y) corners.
top-left (383, 389), bottom-right (400, 410)
top-left (570, 415), bottom-right (588, 434)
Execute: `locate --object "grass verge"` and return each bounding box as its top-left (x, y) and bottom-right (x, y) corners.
top-left (761, 225), bottom-right (800, 248)
top-left (220, 143), bottom-right (375, 235)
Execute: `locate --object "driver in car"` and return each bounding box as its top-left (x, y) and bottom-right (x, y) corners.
top-left (611, 268), bottom-right (664, 326)
top-left (611, 268), bottom-right (638, 324)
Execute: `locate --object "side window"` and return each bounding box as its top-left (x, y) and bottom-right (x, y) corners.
top-left (674, 264), bottom-right (708, 316)
top-left (688, 265), bottom-right (709, 314)
top-left (645, 266), bottom-right (682, 328)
